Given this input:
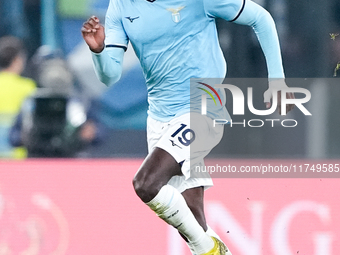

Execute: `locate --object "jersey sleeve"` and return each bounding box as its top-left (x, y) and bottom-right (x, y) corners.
top-left (104, 0), bottom-right (129, 51)
top-left (203, 0), bottom-right (246, 21)
top-left (233, 0), bottom-right (285, 78)
top-left (205, 0), bottom-right (285, 78)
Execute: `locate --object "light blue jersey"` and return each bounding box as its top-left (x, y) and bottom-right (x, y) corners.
top-left (94, 0), bottom-right (285, 122)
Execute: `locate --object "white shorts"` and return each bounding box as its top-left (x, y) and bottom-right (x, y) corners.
top-left (147, 112), bottom-right (224, 193)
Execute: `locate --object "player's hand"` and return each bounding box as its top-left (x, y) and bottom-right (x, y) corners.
top-left (263, 79), bottom-right (295, 115)
top-left (81, 16), bottom-right (105, 53)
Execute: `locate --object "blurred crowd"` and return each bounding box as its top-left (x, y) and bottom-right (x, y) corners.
top-left (0, 0), bottom-right (108, 159)
top-left (0, 36), bottom-right (106, 159)
top-left (0, 0), bottom-right (148, 159)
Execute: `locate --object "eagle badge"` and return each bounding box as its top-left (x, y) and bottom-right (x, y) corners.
top-left (166, 6), bottom-right (185, 23)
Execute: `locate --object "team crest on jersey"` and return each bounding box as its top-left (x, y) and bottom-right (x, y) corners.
top-left (166, 6), bottom-right (185, 23)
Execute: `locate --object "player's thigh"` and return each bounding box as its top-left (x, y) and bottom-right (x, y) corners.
top-left (134, 116), bottom-right (186, 191)
top-left (135, 146), bottom-right (182, 186)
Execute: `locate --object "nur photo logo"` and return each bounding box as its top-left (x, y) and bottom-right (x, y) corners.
top-left (198, 82), bottom-right (312, 128)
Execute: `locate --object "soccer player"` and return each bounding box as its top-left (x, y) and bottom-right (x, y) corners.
top-left (81, 0), bottom-right (294, 254)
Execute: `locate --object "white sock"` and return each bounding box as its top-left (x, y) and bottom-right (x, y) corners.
top-left (186, 226), bottom-right (219, 255)
top-left (147, 185), bottom-right (214, 254)
top-left (187, 241), bottom-right (197, 255)
top-left (206, 225), bottom-right (221, 241)
top-left (187, 226), bottom-right (232, 255)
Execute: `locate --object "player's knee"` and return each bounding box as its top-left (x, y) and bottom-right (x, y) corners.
top-left (132, 175), bottom-right (143, 197)
top-left (132, 174), bottom-right (160, 203)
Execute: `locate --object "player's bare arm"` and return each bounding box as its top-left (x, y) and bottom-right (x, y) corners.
top-left (81, 16), bottom-right (105, 53)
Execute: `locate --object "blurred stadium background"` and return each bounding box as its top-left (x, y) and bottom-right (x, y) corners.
top-left (0, 0), bottom-right (339, 254)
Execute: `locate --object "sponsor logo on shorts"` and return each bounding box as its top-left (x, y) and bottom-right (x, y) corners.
top-left (169, 139), bottom-right (182, 149)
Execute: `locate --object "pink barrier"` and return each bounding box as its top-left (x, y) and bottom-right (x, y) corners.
top-left (0, 159), bottom-right (338, 255)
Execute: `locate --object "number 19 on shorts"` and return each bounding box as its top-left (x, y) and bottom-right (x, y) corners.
top-left (171, 124), bottom-right (196, 146)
